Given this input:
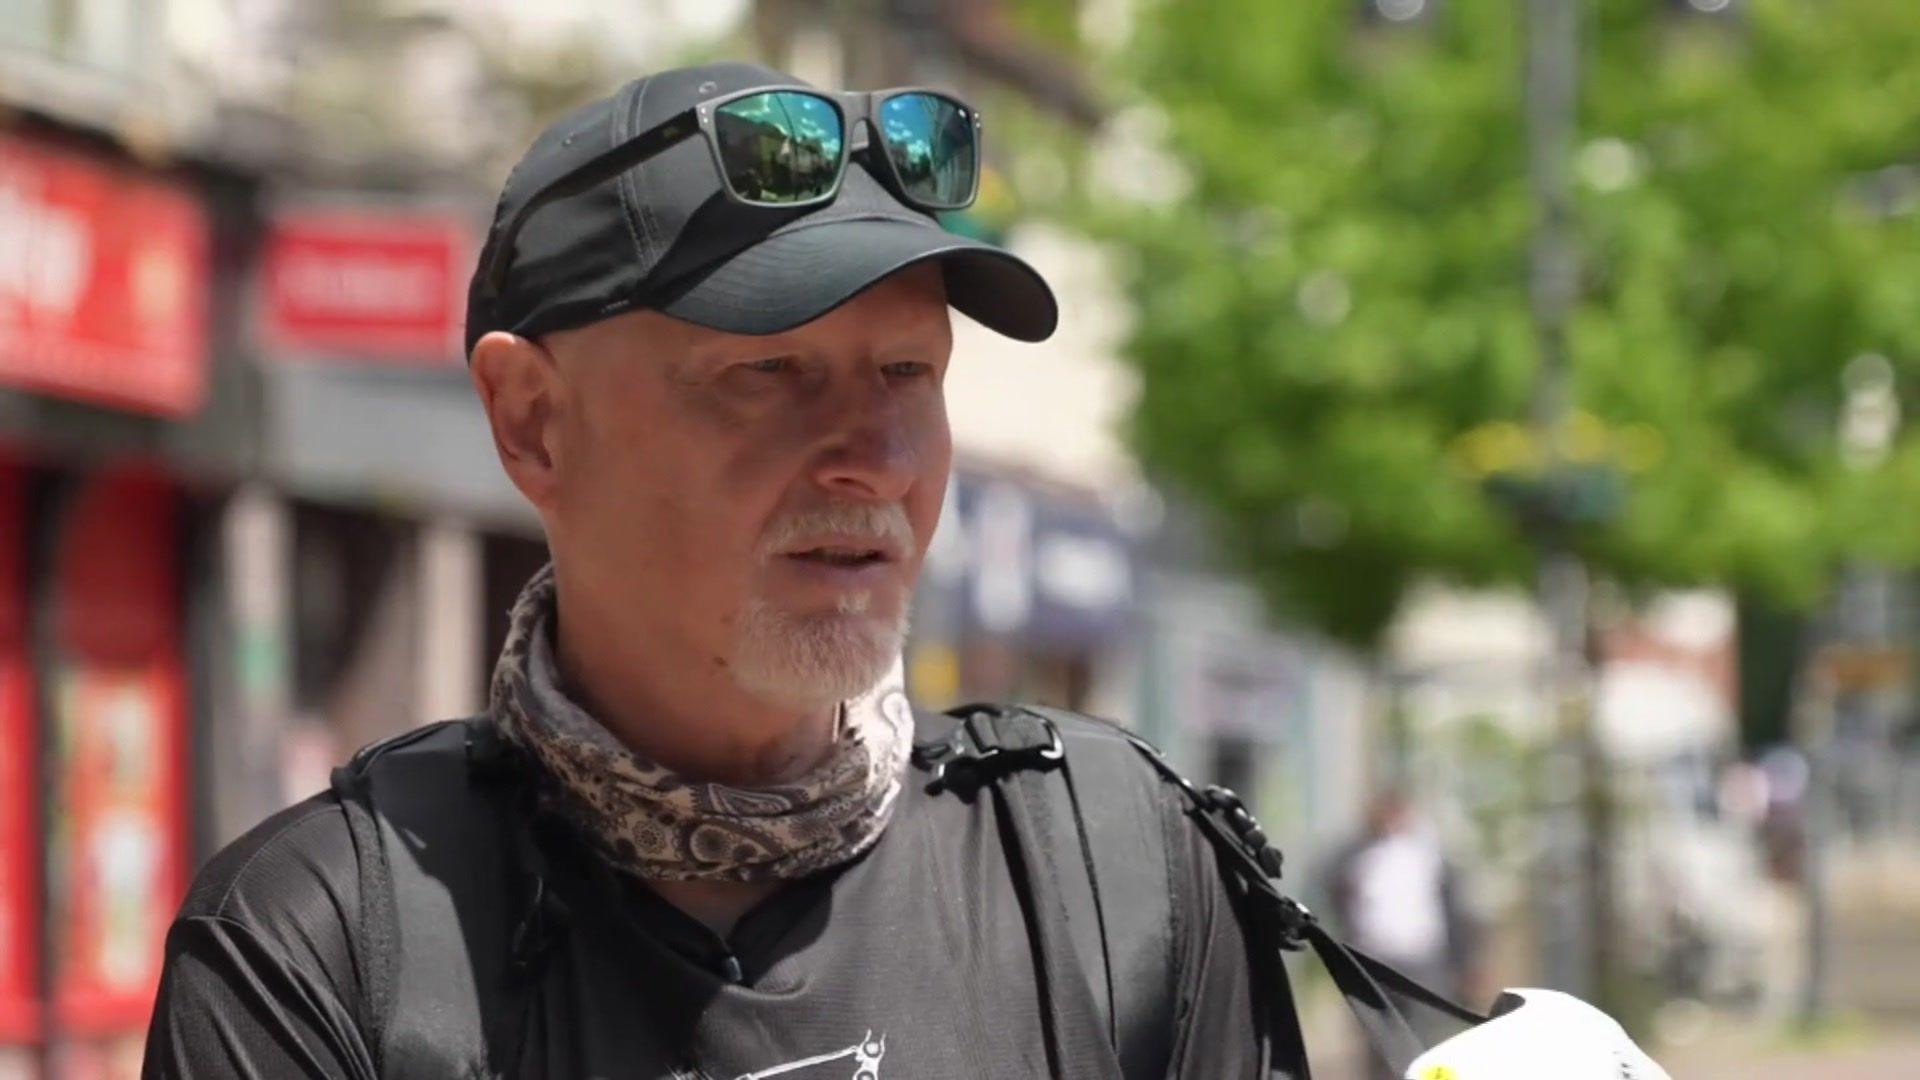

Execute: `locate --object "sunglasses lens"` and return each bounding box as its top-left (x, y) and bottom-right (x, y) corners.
top-left (714, 92), bottom-right (845, 204)
top-left (877, 93), bottom-right (977, 208)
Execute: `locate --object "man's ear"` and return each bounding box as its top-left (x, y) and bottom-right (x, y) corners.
top-left (470, 330), bottom-right (565, 512)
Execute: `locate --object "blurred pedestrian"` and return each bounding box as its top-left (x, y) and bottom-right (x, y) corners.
top-left (1331, 791), bottom-right (1483, 1078)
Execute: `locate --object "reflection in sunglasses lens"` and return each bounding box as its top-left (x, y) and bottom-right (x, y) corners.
top-left (714, 92), bottom-right (845, 204)
top-left (878, 93), bottom-right (976, 208)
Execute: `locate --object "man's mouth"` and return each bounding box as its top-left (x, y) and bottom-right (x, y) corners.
top-left (786, 545), bottom-right (890, 567)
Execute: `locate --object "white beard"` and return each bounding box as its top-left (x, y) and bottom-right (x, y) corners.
top-left (729, 590), bottom-right (909, 710)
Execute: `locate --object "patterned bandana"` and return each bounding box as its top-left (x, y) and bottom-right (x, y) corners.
top-left (489, 563), bottom-right (915, 883)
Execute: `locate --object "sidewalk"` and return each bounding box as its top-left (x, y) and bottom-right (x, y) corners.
top-left (1658, 1028), bottom-right (1920, 1079)
top-left (1311, 1029), bottom-right (1920, 1079)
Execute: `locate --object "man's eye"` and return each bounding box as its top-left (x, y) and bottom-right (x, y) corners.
top-left (743, 357), bottom-right (793, 374)
top-left (882, 360), bottom-right (933, 379)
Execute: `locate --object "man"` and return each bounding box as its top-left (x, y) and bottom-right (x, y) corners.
top-left (144, 62), bottom-right (1271, 1077)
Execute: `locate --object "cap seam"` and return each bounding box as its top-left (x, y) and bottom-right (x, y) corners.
top-left (616, 79), bottom-right (658, 268)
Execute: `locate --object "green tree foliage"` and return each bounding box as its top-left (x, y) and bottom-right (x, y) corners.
top-left (1092, 0), bottom-right (1920, 646)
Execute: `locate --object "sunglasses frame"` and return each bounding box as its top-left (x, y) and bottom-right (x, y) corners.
top-left (479, 84), bottom-right (983, 304)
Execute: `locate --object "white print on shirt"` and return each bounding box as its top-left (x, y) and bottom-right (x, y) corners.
top-left (733, 1031), bottom-right (885, 1079)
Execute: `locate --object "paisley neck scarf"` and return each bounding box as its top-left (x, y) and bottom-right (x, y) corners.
top-left (489, 563), bottom-right (914, 883)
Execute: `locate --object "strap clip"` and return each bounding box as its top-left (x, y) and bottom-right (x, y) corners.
top-left (915, 705), bottom-right (1065, 789)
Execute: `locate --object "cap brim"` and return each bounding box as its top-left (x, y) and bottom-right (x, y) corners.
top-left (652, 218), bottom-right (1059, 343)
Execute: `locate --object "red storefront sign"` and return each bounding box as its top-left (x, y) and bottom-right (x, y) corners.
top-left (262, 208), bottom-right (471, 363)
top-left (49, 662), bottom-right (187, 1036)
top-left (47, 468), bottom-right (189, 1038)
top-left (0, 132), bottom-right (212, 417)
top-left (0, 462), bottom-right (38, 1045)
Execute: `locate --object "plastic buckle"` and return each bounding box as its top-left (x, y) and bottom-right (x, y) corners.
top-left (1274, 896), bottom-right (1315, 951)
top-left (919, 709), bottom-right (1064, 787)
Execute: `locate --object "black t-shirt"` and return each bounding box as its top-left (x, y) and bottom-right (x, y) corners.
top-left (143, 738), bottom-right (1271, 1078)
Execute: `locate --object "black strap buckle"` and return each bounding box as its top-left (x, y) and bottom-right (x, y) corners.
top-left (1262, 893), bottom-right (1318, 953)
top-left (916, 705), bottom-right (1065, 788)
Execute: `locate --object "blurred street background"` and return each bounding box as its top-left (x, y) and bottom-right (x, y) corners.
top-left (3, 0), bottom-right (1920, 1076)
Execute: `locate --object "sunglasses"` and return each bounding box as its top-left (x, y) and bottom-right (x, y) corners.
top-left (480, 86), bottom-right (982, 301)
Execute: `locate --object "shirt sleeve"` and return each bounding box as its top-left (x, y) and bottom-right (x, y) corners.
top-left (1159, 786), bottom-right (1293, 1080)
top-left (142, 797), bottom-right (378, 1080)
top-left (143, 915), bottom-right (374, 1080)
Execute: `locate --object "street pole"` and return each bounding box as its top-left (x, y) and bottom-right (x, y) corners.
top-left (1800, 719), bottom-right (1832, 1028)
top-left (1523, 0), bottom-right (1602, 1002)
top-left (1524, 0), bottom-right (1578, 441)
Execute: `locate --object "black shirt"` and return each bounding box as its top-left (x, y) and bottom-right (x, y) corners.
top-left (143, 739), bottom-right (1270, 1078)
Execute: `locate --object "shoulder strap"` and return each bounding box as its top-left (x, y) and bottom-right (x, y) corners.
top-left (915, 705), bottom-right (1178, 1079)
top-left (331, 718), bottom-right (553, 1079)
top-left (915, 706), bottom-right (1121, 1080)
top-left (1112, 720), bottom-right (1487, 1076)
top-left (1015, 706), bottom-right (1190, 1077)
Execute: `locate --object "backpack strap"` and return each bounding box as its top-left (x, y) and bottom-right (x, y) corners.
top-left (1118, 729), bottom-right (1488, 1072)
top-left (916, 705), bottom-right (1180, 1079)
top-left (914, 707), bottom-right (1121, 1080)
top-left (1012, 706), bottom-right (1190, 1077)
top-left (330, 718), bottom-right (563, 1079)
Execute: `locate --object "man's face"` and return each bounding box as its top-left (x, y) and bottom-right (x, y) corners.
top-left (518, 265), bottom-right (952, 709)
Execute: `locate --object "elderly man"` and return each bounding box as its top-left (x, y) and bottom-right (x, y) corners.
top-left (144, 62), bottom-right (1272, 1078)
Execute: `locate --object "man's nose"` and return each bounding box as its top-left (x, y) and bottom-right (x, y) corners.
top-left (809, 376), bottom-right (916, 502)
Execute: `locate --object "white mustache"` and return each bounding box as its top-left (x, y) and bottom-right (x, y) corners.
top-left (759, 502), bottom-right (915, 561)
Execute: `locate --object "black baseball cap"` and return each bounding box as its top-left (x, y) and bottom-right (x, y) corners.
top-left (464, 61), bottom-right (1059, 355)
